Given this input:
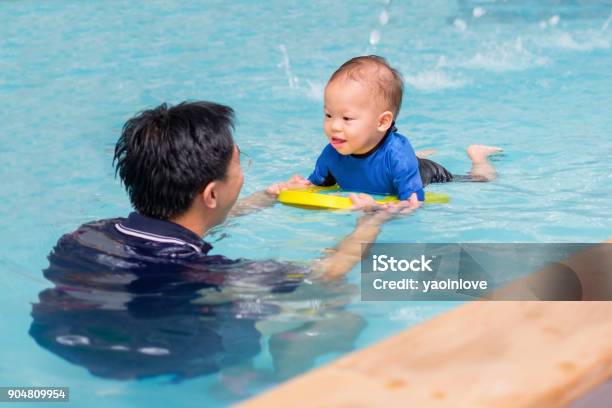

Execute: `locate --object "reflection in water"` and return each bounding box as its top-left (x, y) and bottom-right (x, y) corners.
top-left (30, 218), bottom-right (365, 398)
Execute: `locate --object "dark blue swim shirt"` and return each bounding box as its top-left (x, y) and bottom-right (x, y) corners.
top-left (30, 212), bottom-right (308, 381)
top-left (307, 127), bottom-right (425, 201)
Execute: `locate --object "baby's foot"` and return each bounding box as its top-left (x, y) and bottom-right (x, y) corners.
top-left (467, 144), bottom-right (503, 162)
top-left (416, 148), bottom-right (437, 158)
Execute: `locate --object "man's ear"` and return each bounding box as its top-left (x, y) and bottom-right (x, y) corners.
top-left (377, 111), bottom-right (394, 132)
top-left (201, 181), bottom-right (218, 209)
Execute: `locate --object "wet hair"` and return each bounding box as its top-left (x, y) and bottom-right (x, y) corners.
top-left (114, 101), bottom-right (235, 220)
top-left (328, 55), bottom-right (404, 117)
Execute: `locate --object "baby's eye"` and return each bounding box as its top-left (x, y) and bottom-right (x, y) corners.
top-left (324, 113), bottom-right (332, 118)
top-left (343, 117), bottom-right (354, 121)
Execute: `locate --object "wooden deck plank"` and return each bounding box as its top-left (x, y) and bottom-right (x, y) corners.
top-left (239, 242), bottom-right (612, 408)
top-left (239, 302), bottom-right (612, 408)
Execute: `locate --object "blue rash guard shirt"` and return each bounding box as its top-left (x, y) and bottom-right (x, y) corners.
top-left (307, 127), bottom-right (425, 201)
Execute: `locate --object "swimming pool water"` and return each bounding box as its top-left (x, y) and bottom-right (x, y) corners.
top-left (1, 0), bottom-right (611, 406)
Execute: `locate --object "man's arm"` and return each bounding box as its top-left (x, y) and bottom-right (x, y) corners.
top-left (312, 201), bottom-right (416, 280)
top-left (228, 190), bottom-right (277, 218)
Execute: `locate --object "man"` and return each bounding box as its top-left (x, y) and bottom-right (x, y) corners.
top-left (30, 101), bottom-right (409, 381)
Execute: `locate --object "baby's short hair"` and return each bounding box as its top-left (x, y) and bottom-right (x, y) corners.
top-left (329, 55), bottom-right (404, 117)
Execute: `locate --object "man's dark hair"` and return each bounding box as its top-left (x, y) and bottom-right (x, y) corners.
top-left (114, 101), bottom-right (235, 220)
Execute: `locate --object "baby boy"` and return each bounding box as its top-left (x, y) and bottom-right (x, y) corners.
top-left (268, 56), bottom-right (501, 209)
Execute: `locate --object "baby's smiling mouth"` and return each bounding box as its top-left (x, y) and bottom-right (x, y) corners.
top-left (330, 137), bottom-right (346, 147)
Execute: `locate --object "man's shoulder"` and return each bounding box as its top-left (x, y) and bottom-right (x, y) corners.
top-left (46, 216), bottom-right (226, 286)
top-left (56, 217), bottom-right (123, 246)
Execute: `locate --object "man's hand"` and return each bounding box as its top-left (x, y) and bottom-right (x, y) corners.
top-left (349, 192), bottom-right (421, 213)
top-left (266, 175), bottom-right (313, 196)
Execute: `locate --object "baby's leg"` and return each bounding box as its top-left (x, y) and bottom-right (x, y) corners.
top-left (466, 145), bottom-right (503, 181)
top-left (416, 148), bottom-right (437, 159)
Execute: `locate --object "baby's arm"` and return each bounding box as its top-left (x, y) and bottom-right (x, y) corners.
top-left (390, 140), bottom-right (424, 206)
top-left (229, 175), bottom-right (313, 218)
top-left (264, 145), bottom-right (334, 196)
top-left (266, 175), bottom-right (312, 196)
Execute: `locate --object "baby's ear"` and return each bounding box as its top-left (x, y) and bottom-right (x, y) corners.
top-left (377, 111), bottom-right (394, 132)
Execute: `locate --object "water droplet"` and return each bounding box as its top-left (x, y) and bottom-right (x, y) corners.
top-left (549, 15), bottom-right (560, 26)
top-left (379, 10), bottom-right (389, 25)
top-left (369, 30), bottom-right (381, 45)
top-left (453, 19), bottom-right (467, 32)
top-left (473, 7), bottom-right (486, 18)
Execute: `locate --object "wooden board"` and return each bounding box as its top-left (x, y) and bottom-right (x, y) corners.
top-left (239, 242), bottom-right (612, 408)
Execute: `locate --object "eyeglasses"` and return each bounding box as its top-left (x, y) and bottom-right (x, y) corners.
top-left (238, 146), bottom-right (253, 169)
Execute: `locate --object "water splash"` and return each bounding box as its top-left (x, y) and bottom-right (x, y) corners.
top-left (452, 38), bottom-right (550, 72)
top-left (548, 32), bottom-right (610, 51)
top-left (304, 80), bottom-right (324, 101)
top-left (278, 44), bottom-right (299, 89)
top-left (275, 45), bottom-right (323, 101)
top-left (602, 12), bottom-right (612, 32)
top-left (405, 70), bottom-right (468, 92)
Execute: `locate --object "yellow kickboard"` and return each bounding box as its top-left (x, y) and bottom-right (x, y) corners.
top-left (278, 186), bottom-right (450, 210)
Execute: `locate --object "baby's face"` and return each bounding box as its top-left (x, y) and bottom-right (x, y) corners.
top-left (324, 78), bottom-right (388, 155)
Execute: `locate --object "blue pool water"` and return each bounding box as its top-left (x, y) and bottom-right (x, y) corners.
top-left (1, 0), bottom-right (611, 406)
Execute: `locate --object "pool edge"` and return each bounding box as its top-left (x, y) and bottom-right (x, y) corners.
top-left (237, 300), bottom-right (612, 407)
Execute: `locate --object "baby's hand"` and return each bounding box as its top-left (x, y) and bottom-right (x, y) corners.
top-left (349, 193), bottom-right (380, 212)
top-left (287, 175), bottom-right (311, 186)
top-left (266, 175), bottom-right (312, 196)
top-left (350, 192), bottom-right (421, 213)
top-left (379, 193), bottom-right (421, 214)
top-left (406, 192), bottom-right (421, 208)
